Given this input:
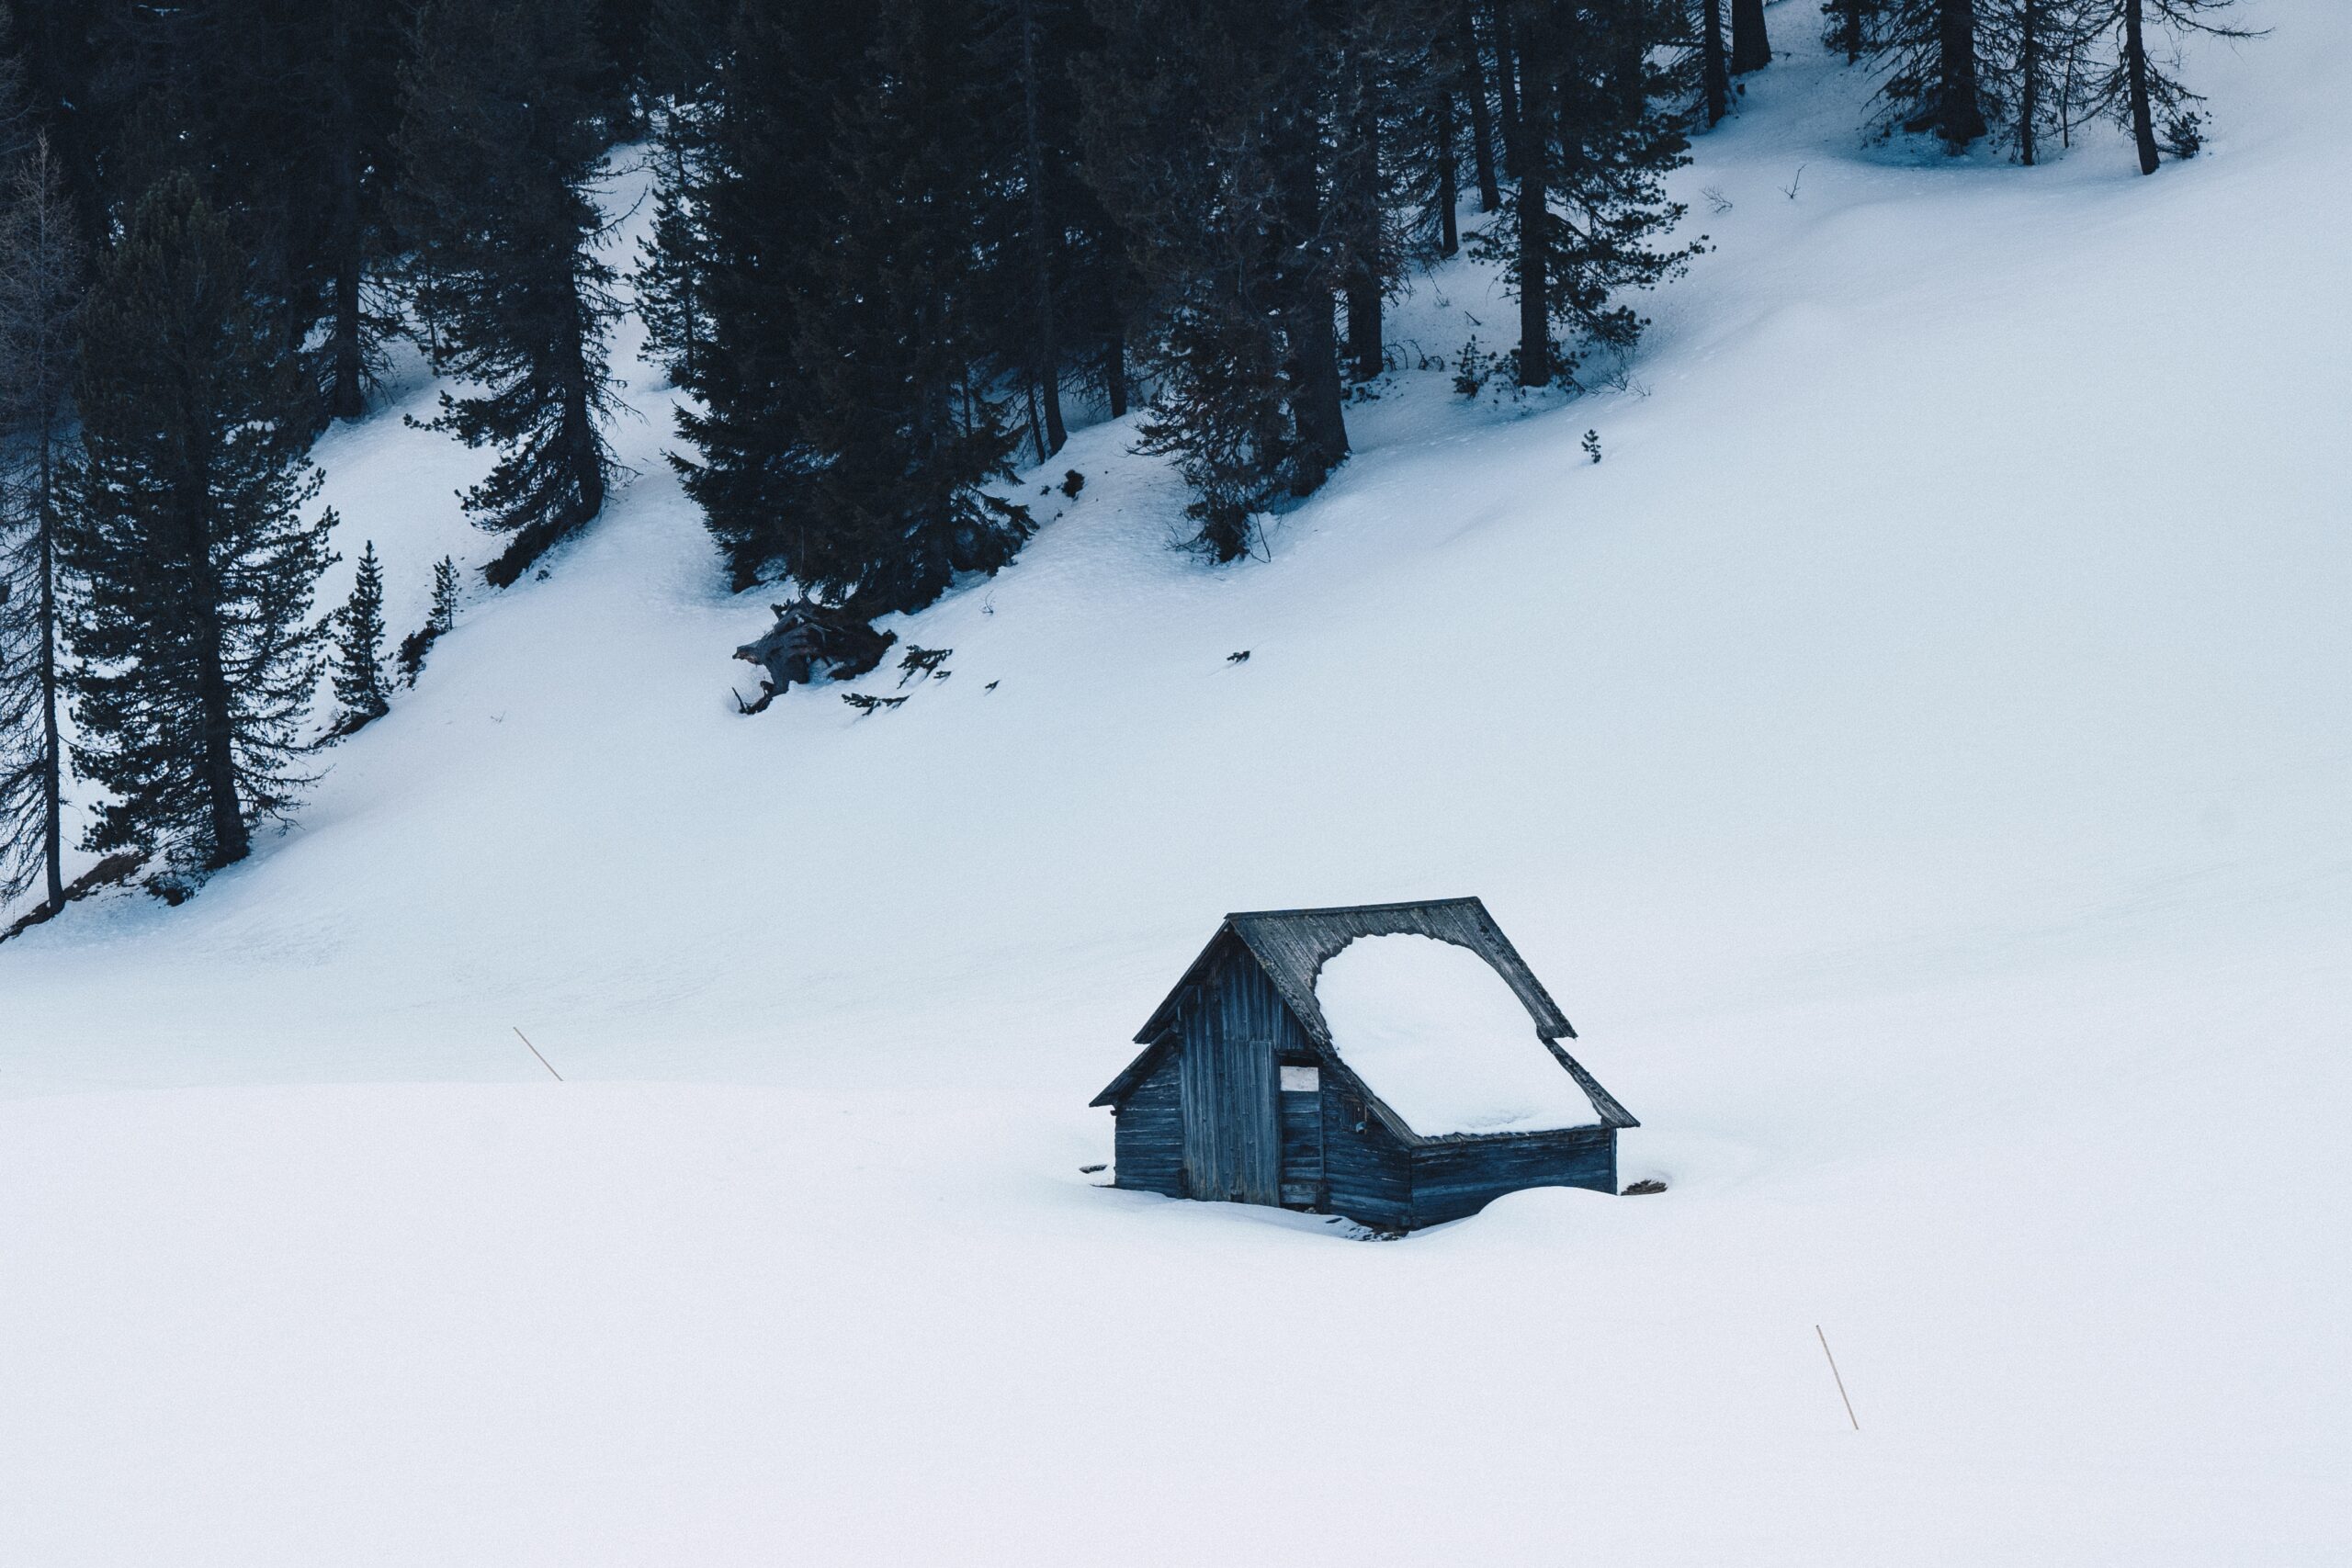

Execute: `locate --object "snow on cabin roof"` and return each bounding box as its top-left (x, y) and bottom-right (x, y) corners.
top-left (1315, 933), bottom-right (1602, 1136)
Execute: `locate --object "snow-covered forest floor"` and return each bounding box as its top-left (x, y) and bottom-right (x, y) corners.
top-left (3, 6), bottom-right (2346, 1563)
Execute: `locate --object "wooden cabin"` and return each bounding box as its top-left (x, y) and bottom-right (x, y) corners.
top-left (1091, 898), bottom-right (1636, 1230)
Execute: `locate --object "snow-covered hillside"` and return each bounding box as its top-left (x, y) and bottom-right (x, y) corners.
top-left (3, 7), bottom-right (2346, 1564)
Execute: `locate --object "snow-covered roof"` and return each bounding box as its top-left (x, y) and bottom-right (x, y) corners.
top-left (1315, 934), bottom-right (1602, 1135)
top-left (1098, 899), bottom-right (1634, 1136)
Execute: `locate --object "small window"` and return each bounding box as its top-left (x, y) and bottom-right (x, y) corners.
top-left (1280, 1065), bottom-right (1320, 1093)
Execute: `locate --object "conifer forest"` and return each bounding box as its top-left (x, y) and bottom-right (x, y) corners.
top-left (0, 0), bottom-right (2264, 906)
top-left (0, 4), bottom-right (2344, 1560)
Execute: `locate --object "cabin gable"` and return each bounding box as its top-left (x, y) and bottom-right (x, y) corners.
top-left (1100, 900), bottom-right (1635, 1229)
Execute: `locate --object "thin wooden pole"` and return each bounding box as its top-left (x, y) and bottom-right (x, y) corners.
top-left (1816, 1325), bottom-right (1859, 1430)
top-left (513, 1027), bottom-right (564, 1082)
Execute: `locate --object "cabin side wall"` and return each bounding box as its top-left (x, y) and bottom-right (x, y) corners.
top-left (1407, 1126), bottom-right (1616, 1228)
top-left (1323, 1078), bottom-right (1413, 1229)
top-left (1112, 1049), bottom-right (1185, 1198)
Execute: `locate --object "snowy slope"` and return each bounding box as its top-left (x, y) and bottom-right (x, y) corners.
top-left (3, 6), bottom-right (2347, 1564)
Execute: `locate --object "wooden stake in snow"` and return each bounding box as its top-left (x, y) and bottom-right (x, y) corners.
top-left (513, 1027), bottom-right (563, 1082)
top-left (1816, 1325), bottom-right (1859, 1430)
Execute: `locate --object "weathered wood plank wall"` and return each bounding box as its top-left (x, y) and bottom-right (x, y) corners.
top-left (1408, 1126), bottom-right (1615, 1227)
top-left (1113, 1049), bottom-right (1185, 1197)
top-left (1322, 1079), bottom-right (1412, 1228)
top-left (1177, 944), bottom-right (1281, 1204)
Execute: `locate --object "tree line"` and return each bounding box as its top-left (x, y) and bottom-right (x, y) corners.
top-left (0, 0), bottom-right (2256, 919)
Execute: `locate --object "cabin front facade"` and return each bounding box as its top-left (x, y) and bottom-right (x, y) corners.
top-left (1091, 898), bottom-right (1636, 1230)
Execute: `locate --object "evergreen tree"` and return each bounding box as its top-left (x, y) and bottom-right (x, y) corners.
top-left (395, 555), bottom-right (460, 685)
top-left (668, 0), bottom-right (874, 592)
top-left (1085, 0), bottom-right (1351, 557)
top-left (62, 175), bottom-right (336, 880)
top-left (399, 0), bottom-right (622, 588)
top-left (2081, 0), bottom-right (2256, 175)
top-left (635, 103), bottom-right (713, 389)
top-left (0, 127), bottom-right (79, 912)
top-left (331, 539), bottom-right (389, 733)
top-left (1477, 0), bottom-right (1698, 388)
top-left (1821, 0), bottom-right (1885, 63)
top-left (1455, 3), bottom-right (1501, 212)
top-left (1876, 0), bottom-right (1992, 149)
top-left (430, 556), bottom-right (459, 637)
top-left (1979, 0), bottom-right (2093, 164)
top-left (788, 0), bottom-right (1031, 613)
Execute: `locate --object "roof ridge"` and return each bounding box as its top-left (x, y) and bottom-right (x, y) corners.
top-left (1225, 897), bottom-right (1483, 920)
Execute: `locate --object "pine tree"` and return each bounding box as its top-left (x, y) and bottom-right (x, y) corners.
top-left (2081, 0), bottom-right (2256, 175)
top-left (0, 126), bottom-right (79, 912)
top-left (1876, 0), bottom-right (1992, 149)
top-left (1979, 0), bottom-right (2092, 164)
top-left (331, 539), bottom-right (389, 734)
top-left (1085, 0), bottom-right (1353, 557)
top-left (635, 103), bottom-right (712, 389)
top-left (1821, 0), bottom-right (1884, 63)
top-left (399, 0), bottom-right (622, 588)
top-left (787, 0), bottom-right (1031, 614)
top-left (668, 0), bottom-right (875, 592)
top-left (429, 556), bottom-right (459, 637)
top-left (1479, 0), bottom-right (1698, 388)
top-left (62, 175), bottom-right (336, 880)
top-left (395, 555), bottom-right (460, 685)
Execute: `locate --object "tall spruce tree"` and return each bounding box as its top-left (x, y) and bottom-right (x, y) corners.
top-left (62, 175), bottom-right (336, 880)
top-left (0, 129), bottom-right (79, 912)
top-left (399, 0), bottom-right (622, 588)
top-left (331, 539), bottom-right (389, 734)
top-left (1480, 0), bottom-right (1697, 388)
top-left (1085, 0), bottom-right (1351, 557)
top-left (1822, 0), bottom-right (1884, 63)
top-left (1979, 0), bottom-right (2092, 164)
top-left (786, 0), bottom-right (1031, 613)
top-left (1877, 0), bottom-right (1992, 148)
top-left (2082, 0), bottom-right (2255, 175)
top-left (668, 0), bottom-right (873, 592)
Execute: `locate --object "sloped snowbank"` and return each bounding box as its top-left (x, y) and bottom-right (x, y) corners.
top-left (1315, 932), bottom-right (1600, 1133)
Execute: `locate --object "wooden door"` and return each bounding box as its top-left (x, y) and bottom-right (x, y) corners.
top-left (1177, 960), bottom-right (1281, 1204)
top-left (1278, 1064), bottom-right (1325, 1208)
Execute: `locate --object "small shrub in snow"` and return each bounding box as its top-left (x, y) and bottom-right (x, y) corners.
top-left (1582, 429), bottom-right (1603, 464)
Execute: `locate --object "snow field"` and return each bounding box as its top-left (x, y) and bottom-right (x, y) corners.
top-left (0, 6), bottom-right (2346, 1563)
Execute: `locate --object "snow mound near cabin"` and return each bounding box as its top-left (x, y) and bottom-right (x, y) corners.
top-left (1314, 933), bottom-right (1601, 1134)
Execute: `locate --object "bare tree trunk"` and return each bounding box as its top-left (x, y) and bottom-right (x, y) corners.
top-left (1457, 5), bottom-right (1499, 211)
top-left (1341, 23), bottom-right (1383, 382)
top-left (1436, 73), bottom-right (1459, 255)
top-left (2018, 0), bottom-right (2040, 165)
top-left (1489, 0), bottom-right (1522, 181)
top-left (1015, 0), bottom-right (1066, 455)
top-left (1514, 8), bottom-right (1548, 387)
top-left (1730, 0), bottom-right (1771, 73)
top-left (178, 478), bottom-right (249, 868)
top-left (2123, 0), bottom-right (2160, 174)
top-left (1701, 0), bottom-right (1731, 125)
top-left (35, 390), bottom-right (62, 908)
top-left (326, 1), bottom-right (367, 421)
top-left (1274, 86), bottom-right (1348, 490)
top-left (1936, 0), bottom-right (1988, 146)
